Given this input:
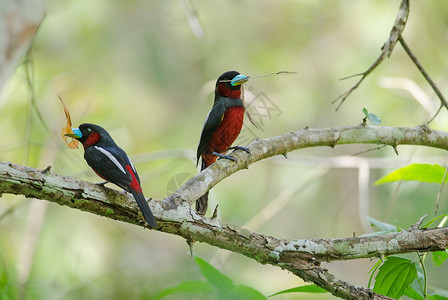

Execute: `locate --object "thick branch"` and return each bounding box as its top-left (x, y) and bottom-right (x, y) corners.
top-left (2, 124), bottom-right (448, 299)
top-left (168, 124), bottom-right (448, 207)
top-left (2, 161), bottom-right (446, 299)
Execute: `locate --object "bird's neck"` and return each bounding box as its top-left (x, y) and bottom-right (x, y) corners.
top-left (216, 83), bottom-right (241, 99)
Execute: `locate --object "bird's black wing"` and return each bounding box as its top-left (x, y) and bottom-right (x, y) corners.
top-left (196, 97), bottom-right (244, 164)
top-left (84, 145), bottom-right (133, 191)
top-left (196, 101), bottom-right (226, 164)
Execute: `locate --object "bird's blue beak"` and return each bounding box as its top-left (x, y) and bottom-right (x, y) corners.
top-left (64, 128), bottom-right (82, 138)
top-left (230, 74), bottom-right (249, 86)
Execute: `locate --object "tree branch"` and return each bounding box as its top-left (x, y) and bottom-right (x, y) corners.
top-left (1, 125), bottom-right (448, 299)
top-left (168, 124), bottom-right (448, 207)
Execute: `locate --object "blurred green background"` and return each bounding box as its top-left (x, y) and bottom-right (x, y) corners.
top-left (1, 0), bottom-right (448, 299)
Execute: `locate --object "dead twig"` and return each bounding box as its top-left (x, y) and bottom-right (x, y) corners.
top-left (332, 0), bottom-right (409, 110)
top-left (435, 161), bottom-right (448, 215)
top-left (398, 35), bottom-right (448, 113)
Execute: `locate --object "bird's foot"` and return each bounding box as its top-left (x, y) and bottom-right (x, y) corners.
top-left (212, 151), bottom-right (236, 162)
top-left (228, 145), bottom-right (251, 154)
top-left (96, 181), bottom-right (109, 189)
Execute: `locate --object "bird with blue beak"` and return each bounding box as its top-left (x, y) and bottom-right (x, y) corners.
top-left (195, 71), bottom-right (250, 216)
top-left (65, 123), bottom-right (157, 229)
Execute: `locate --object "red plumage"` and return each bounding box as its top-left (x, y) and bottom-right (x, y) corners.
top-left (201, 106), bottom-right (245, 167)
top-left (195, 71), bottom-right (249, 216)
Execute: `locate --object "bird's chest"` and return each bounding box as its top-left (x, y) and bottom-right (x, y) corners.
top-left (209, 106), bottom-right (244, 152)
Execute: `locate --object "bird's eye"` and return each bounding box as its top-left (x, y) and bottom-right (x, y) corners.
top-left (85, 128), bottom-right (92, 133)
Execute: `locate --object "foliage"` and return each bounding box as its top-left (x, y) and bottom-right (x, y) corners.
top-left (367, 216), bottom-right (448, 299)
top-left (372, 256), bottom-right (417, 299)
top-left (269, 284), bottom-right (328, 297)
top-left (376, 164), bottom-right (447, 185)
top-left (1, 0), bottom-right (448, 299)
top-left (362, 108), bottom-right (381, 125)
top-left (157, 257), bottom-right (265, 299)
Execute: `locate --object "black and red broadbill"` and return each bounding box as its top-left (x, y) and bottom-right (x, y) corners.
top-left (65, 123), bottom-right (157, 229)
top-left (196, 71), bottom-right (250, 216)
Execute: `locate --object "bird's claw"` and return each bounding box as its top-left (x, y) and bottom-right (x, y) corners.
top-left (212, 152), bottom-right (236, 162)
top-left (228, 146), bottom-right (251, 154)
top-left (96, 181), bottom-right (109, 189)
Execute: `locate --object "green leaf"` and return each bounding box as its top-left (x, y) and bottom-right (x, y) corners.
top-left (362, 107), bottom-right (369, 117)
top-left (429, 295), bottom-right (448, 300)
top-left (156, 281), bottom-right (214, 298)
top-left (432, 250), bottom-right (448, 266)
top-left (363, 108), bottom-right (382, 125)
top-left (229, 284), bottom-right (266, 300)
top-left (373, 256), bottom-right (417, 299)
top-left (431, 288), bottom-right (448, 298)
top-left (360, 231), bottom-right (394, 237)
top-left (367, 217), bottom-right (398, 233)
top-left (195, 257), bottom-right (234, 292)
top-left (375, 163), bottom-right (447, 185)
top-left (404, 285), bottom-right (425, 300)
top-left (421, 214), bottom-right (448, 229)
top-left (269, 284), bottom-right (328, 296)
top-left (367, 259), bottom-right (383, 288)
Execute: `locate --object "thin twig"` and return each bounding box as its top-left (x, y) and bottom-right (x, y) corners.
top-left (352, 145), bottom-right (387, 156)
top-left (332, 0), bottom-right (409, 110)
top-left (0, 199), bottom-right (28, 221)
top-left (398, 35), bottom-right (448, 111)
top-left (180, 0), bottom-right (205, 39)
top-left (427, 103), bottom-right (444, 125)
top-left (435, 160), bottom-right (448, 215)
top-left (410, 214), bottom-right (428, 231)
top-left (24, 46), bottom-right (51, 133)
top-left (417, 253), bottom-right (428, 298)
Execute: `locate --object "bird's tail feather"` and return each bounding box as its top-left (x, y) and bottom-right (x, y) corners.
top-left (195, 192), bottom-right (208, 216)
top-left (131, 189), bottom-right (157, 229)
top-left (195, 159), bottom-right (209, 216)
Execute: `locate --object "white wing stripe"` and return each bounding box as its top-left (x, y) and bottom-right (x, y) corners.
top-left (128, 155), bottom-right (136, 173)
top-left (94, 146), bottom-right (126, 174)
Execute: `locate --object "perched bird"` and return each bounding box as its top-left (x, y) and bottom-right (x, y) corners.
top-left (196, 71), bottom-right (250, 216)
top-left (65, 123), bottom-right (157, 228)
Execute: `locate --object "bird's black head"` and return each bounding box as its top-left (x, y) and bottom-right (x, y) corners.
top-left (216, 71), bottom-right (241, 90)
top-left (215, 71), bottom-right (249, 98)
top-left (65, 123), bottom-right (112, 149)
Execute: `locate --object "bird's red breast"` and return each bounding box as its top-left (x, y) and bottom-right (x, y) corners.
top-left (202, 106), bottom-right (245, 167)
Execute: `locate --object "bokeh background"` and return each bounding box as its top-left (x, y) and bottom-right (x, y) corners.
top-left (1, 0), bottom-right (448, 299)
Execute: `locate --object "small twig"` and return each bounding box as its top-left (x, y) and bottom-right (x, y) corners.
top-left (410, 214), bottom-right (428, 231)
top-left (180, 0), bottom-right (205, 39)
top-left (417, 253), bottom-right (428, 298)
top-left (250, 71), bottom-right (298, 79)
top-left (352, 145), bottom-right (387, 156)
top-left (23, 19), bottom-right (50, 133)
top-left (332, 0), bottom-right (409, 110)
top-left (398, 35), bottom-right (448, 111)
top-left (426, 103), bottom-right (444, 125)
top-left (211, 204), bottom-right (219, 219)
top-left (0, 199), bottom-right (28, 221)
top-left (435, 161), bottom-right (448, 215)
